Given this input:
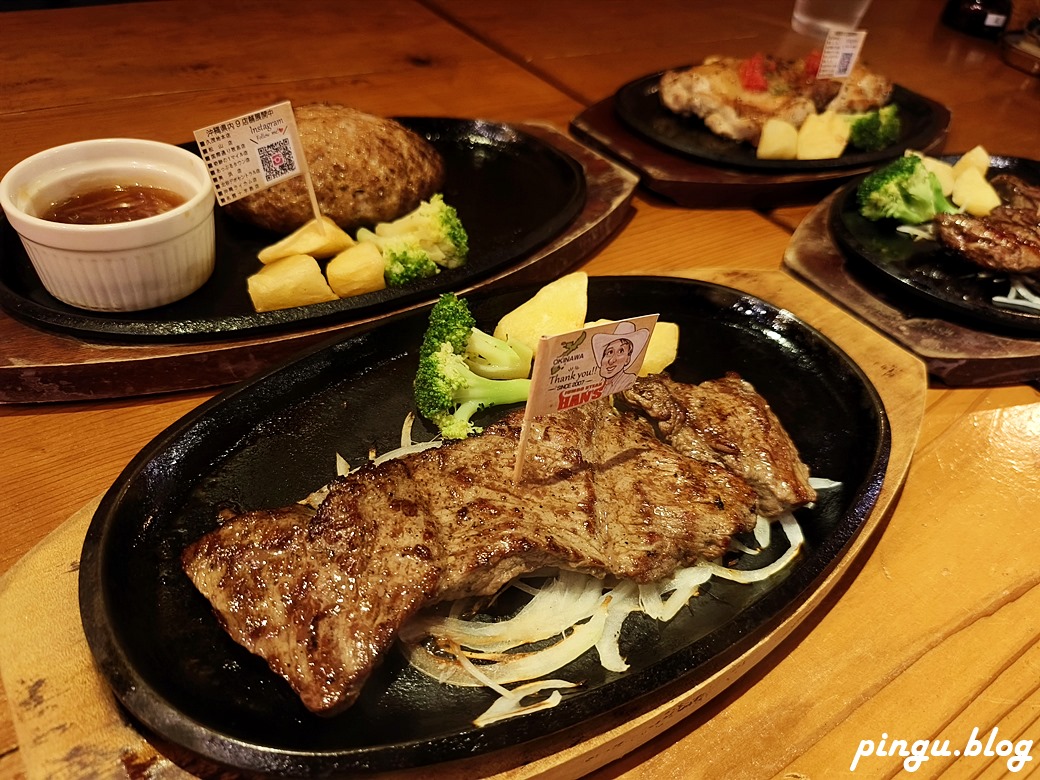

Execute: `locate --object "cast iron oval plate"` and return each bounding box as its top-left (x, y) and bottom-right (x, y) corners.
top-left (614, 70), bottom-right (949, 173)
top-left (79, 277), bottom-right (890, 777)
top-left (0, 118), bottom-right (586, 342)
top-left (829, 154), bottom-right (1040, 335)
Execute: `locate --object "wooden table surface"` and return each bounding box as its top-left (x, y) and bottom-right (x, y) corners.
top-left (1, 1), bottom-right (1038, 778)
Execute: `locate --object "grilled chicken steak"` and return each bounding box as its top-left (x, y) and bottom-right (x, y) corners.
top-left (935, 174), bottom-right (1040, 274)
top-left (182, 375), bottom-right (814, 716)
top-left (224, 103), bottom-right (445, 234)
top-left (659, 55), bottom-right (892, 146)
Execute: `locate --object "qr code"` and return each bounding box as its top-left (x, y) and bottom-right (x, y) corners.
top-left (257, 138), bottom-right (296, 183)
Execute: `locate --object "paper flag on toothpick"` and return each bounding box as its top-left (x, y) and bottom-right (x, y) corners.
top-left (513, 314), bottom-right (659, 483)
top-left (193, 101), bottom-right (323, 226)
top-left (816, 30), bottom-right (867, 79)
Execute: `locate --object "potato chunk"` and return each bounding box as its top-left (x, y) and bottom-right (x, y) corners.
top-left (917, 154), bottom-right (956, 196)
top-left (325, 242), bottom-right (387, 298)
top-left (951, 166), bottom-right (1001, 217)
top-left (257, 216), bottom-right (354, 264)
top-left (952, 144), bottom-right (990, 180)
top-left (247, 254), bottom-right (339, 312)
top-left (639, 321), bottom-right (680, 375)
top-left (493, 272), bottom-right (588, 355)
top-left (757, 118), bottom-right (799, 160)
top-left (796, 111), bottom-right (849, 160)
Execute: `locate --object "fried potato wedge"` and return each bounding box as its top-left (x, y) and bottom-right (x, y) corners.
top-left (247, 254), bottom-right (339, 312)
top-left (258, 216), bottom-right (354, 264)
top-left (326, 242), bottom-right (387, 298)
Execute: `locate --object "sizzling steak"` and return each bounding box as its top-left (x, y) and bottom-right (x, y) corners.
top-left (182, 376), bottom-right (812, 716)
top-left (935, 174), bottom-right (1040, 275)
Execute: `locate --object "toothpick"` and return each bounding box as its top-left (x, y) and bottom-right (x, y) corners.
top-left (299, 153), bottom-right (326, 235)
top-left (512, 420), bottom-right (532, 484)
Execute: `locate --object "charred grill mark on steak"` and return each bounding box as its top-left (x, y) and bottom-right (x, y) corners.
top-left (182, 376), bottom-right (811, 716)
top-left (936, 212), bottom-right (1040, 274)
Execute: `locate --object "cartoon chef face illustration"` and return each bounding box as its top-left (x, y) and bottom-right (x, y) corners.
top-left (591, 320), bottom-right (651, 394)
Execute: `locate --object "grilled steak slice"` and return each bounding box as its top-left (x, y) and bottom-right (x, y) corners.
top-left (181, 472), bottom-right (442, 714)
top-left (934, 173), bottom-right (1040, 275)
top-left (935, 210), bottom-right (1040, 274)
top-left (621, 374), bottom-right (816, 517)
top-left (183, 396), bottom-right (763, 715)
top-left (418, 399), bottom-right (757, 599)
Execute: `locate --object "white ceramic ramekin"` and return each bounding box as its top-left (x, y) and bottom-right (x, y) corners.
top-left (0, 138), bottom-right (216, 312)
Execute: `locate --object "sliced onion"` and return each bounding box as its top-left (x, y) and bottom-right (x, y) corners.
top-left (640, 565), bottom-right (713, 623)
top-left (696, 512), bottom-right (804, 584)
top-left (596, 582), bottom-right (640, 672)
top-left (474, 680), bottom-right (579, 728)
top-left (335, 452), bottom-right (350, 476)
top-left (753, 514), bottom-right (771, 548)
top-left (403, 605), bottom-right (609, 687)
top-left (809, 476), bottom-right (842, 490)
top-left (401, 569), bottom-right (605, 653)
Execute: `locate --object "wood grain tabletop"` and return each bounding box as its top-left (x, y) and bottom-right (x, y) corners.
top-left (1, 1), bottom-right (1038, 778)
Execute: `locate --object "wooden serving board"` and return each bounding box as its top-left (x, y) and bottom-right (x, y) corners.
top-left (570, 97), bottom-right (948, 209)
top-left (784, 191), bottom-right (1040, 387)
top-left (0, 123), bottom-right (637, 405)
top-left (0, 269), bottom-right (928, 780)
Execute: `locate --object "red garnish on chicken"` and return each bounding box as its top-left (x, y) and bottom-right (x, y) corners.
top-left (738, 53), bottom-right (771, 92)
top-left (802, 49), bottom-right (822, 81)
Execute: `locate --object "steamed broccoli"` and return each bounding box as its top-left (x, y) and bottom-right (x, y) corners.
top-left (420, 292), bottom-right (533, 380)
top-left (857, 154), bottom-right (956, 225)
top-left (846, 104), bottom-right (902, 152)
top-left (414, 341), bottom-right (531, 439)
top-left (356, 229), bottom-right (440, 287)
top-left (374, 194), bottom-right (469, 270)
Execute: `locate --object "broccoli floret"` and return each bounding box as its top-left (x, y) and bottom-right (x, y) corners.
top-left (857, 154), bottom-right (957, 225)
top-left (357, 228), bottom-right (440, 287)
top-left (414, 342), bottom-right (530, 439)
top-left (374, 194), bottom-right (469, 270)
top-left (420, 293), bottom-right (533, 379)
top-left (846, 104), bottom-right (902, 152)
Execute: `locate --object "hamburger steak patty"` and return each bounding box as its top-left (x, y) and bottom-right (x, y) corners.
top-left (223, 103), bottom-right (445, 234)
top-left (182, 376), bottom-right (814, 716)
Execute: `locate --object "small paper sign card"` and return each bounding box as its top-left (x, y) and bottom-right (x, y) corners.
top-left (514, 314), bottom-right (659, 481)
top-left (193, 101), bottom-right (307, 207)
